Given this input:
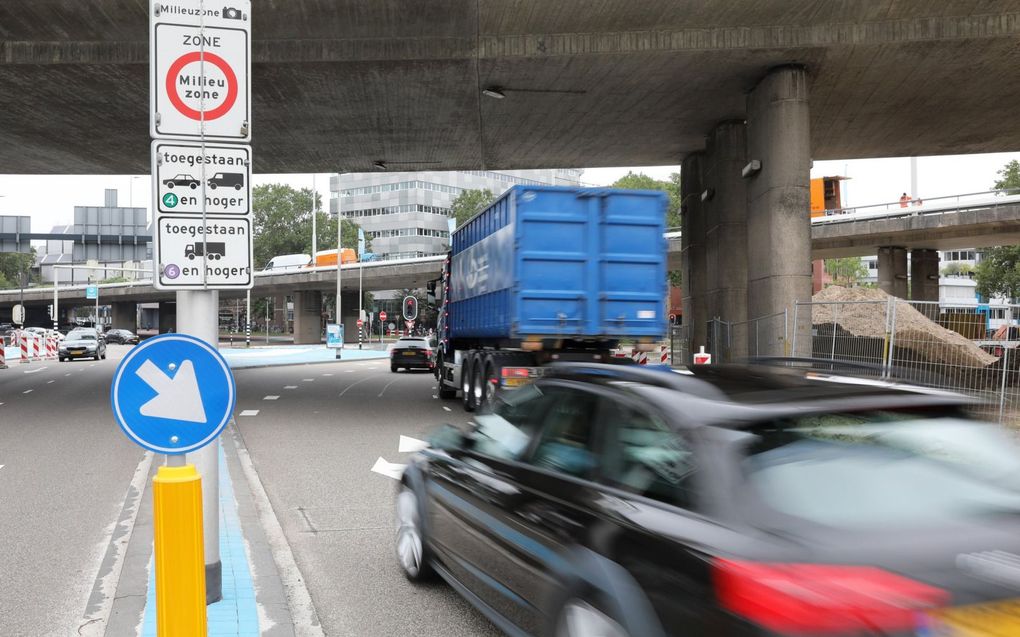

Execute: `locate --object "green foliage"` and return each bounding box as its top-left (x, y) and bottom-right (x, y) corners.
top-left (941, 262), bottom-right (974, 276)
top-left (611, 171), bottom-right (682, 228)
top-left (253, 184), bottom-right (361, 269)
top-left (824, 257), bottom-right (868, 287)
top-left (994, 160), bottom-right (1020, 193)
top-left (101, 276), bottom-right (130, 284)
top-left (449, 189), bottom-right (496, 228)
top-left (0, 250), bottom-right (35, 289)
top-left (976, 247), bottom-right (1020, 301)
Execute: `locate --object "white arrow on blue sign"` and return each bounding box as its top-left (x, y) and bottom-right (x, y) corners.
top-left (86, 285), bottom-right (99, 300)
top-left (110, 333), bottom-right (235, 454)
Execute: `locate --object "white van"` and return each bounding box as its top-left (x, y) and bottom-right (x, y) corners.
top-left (263, 254), bottom-right (311, 272)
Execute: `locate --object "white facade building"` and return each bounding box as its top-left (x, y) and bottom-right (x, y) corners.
top-left (329, 169), bottom-right (584, 259)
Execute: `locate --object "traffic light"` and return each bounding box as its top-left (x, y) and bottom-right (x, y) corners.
top-left (47, 304), bottom-right (53, 318)
top-left (402, 295), bottom-right (418, 321)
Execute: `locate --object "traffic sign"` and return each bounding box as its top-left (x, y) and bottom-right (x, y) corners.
top-left (12, 304), bottom-right (24, 325)
top-left (357, 319), bottom-right (364, 327)
top-left (152, 141), bottom-right (252, 215)
top-left (111, 333), bottom-right (236, 454)
top-left (150, 1), bottom-right (251, 141)
top-left (379, 311), bottom-right (387, 322)
top-left (86, 285), bottom-right (99, 300)
top-left (154, 215), bottom-right (253, 289)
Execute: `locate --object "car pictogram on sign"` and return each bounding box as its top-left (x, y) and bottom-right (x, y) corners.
top-left (163, 174), bottom-right (200, 189)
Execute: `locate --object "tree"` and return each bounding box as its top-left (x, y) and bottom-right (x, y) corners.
top-left (252, 184), bottom-right (362, 269)
top-left (824, 257), bottom-right (868, 287)
top-left (976, 247), bottom-right (1020, 301)
top-left (449, 189), bottom-right (495, 228)
top-left (611, 171), bottom-right (683, 286)
top-left (0, 250), bottom-right (36, 290)
top-left (941, 262), bottom-right (974, 277)
top-left (994, 159), bottom-right (1020, 193)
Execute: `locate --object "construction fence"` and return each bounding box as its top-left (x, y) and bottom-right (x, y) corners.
top-left (694, 297), bottom-right (1020, 423)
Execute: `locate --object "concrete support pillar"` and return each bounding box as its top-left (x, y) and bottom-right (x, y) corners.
top-left (680, 153), bottom-right (707, 361)
top-left (59, 306), bottom-right (76, 330)
top-left (746, 66), bottom-right (812, 356)
top-left (877, 246), bottom-right (908, 299)
top-left (703, 121), bottom-right (749, 359)
top-left (338, 291), bottom-right (361, 343)
top-left (271, 294), bottom-right (288, 333)
top-left (158, 301), bottom-right (176, 333)
top-left (910, 249), bottom-right (940, 302)
top-left (111, 302), bottom-right (138, 331)
top-left (292, 290), bottom-right (323, 344)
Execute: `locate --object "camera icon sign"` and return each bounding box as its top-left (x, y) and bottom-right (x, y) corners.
top-left (222, 6), bottom-right (247, 20)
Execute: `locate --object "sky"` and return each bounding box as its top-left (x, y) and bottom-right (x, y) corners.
top-left (1, 152), bottom-right (1018, 234)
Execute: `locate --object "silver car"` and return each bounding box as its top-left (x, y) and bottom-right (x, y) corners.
top-left (59, 328), bottom-right (106, 361)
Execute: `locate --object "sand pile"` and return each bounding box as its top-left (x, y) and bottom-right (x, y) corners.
top-left (811, 286), bottom-right (997, 369)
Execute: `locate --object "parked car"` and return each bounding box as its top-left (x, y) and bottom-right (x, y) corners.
top-left (390, 336), bottom-right (433, 373)
top-left (59, 328), bottom-right (106, 361)
top-left (396, 362), bottom-right (1020, 637)
top-left (104, 328), bottom-right (139, 345)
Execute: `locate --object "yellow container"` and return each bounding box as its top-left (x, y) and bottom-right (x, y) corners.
top-left (153, 464), bottom-right (207, 637)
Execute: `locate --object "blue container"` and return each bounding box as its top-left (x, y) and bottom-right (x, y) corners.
top-left (449, 185), bottom-right (668, 341)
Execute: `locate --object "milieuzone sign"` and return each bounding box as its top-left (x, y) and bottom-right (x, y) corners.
top-left (150, 1), bottom-right (253, 290)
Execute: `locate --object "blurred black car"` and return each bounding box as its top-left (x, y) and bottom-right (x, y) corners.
top-left (390, 336), bottom-right (433, 373)
top-left (105, 328), bottom-right (139, 345)
top-left (396, 363), bottom-right (1020, 637)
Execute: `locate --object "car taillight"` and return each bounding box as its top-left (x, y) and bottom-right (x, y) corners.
top-left (501, 367), bottom-right (530, 379)
top-left (712, 559), bottom-right (949, 634)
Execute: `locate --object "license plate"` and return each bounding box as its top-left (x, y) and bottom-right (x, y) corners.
top-left (926, 598), bottom-right (1020, 636)
top-left (402, 351), bottom-right (419, 357)
top-left (502, 378), bottom-right (530, 388)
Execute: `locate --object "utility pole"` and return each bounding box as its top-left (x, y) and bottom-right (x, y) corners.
top-left (312, 174), bottom-right (318, 259)
top-left (336, 175), bottom-right (343, 357)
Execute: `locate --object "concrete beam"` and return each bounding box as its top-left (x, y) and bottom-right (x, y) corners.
top-left (910, 249), bottom-right (940, 302)
top-left (680, 153), bottom-right (706, 360)
top-left (702, 121), bottom-right (748, 358)
top-left (746, 66), bottom-right (812, 356)
top-left (877, 246), bottom-right (908, 299)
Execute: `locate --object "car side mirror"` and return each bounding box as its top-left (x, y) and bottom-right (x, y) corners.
top-left (427, 424), bottom-right (467, 451)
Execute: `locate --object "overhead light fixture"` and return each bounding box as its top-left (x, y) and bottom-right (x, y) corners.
top-left (741, 160), bottom-right (762, 178)
top-left (373, 161), bottom-right (387, 170)
top-left (482, 87), bottom-right (506, 99)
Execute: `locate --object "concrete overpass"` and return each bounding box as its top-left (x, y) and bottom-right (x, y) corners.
top-left (3, 2), bottom-right (1020, 174)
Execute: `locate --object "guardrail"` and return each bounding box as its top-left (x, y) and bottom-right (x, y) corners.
top-left (811, 189), bottom-right (1020, 225)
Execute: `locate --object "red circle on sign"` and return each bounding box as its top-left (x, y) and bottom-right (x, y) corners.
top-left (166, 51), bottom-right (239, 121)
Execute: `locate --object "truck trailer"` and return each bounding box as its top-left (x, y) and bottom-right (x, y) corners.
top-left (435, 185), bottom-right (668, 411)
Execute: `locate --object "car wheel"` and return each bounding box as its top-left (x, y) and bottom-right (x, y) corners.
top-left (101, 352), bottom-right (106, 360)
top-left (391, 363), bottom-right (399, 373)
top-left (166, 183), bottom-right (174, 189)
top-left (554, 599), bottom-right (630, 637)
top-left (190, 183), bottom-right (197, 189)
top-left (462, 354), bottom-right (475, 412)
top-left (395, 486), bottom-right (433, 582)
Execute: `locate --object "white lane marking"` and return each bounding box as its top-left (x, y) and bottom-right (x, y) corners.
top-left (442, 406), bottom-right (452, 412)
top-left (263, 396), bottom-right (280, 401)
top-left (23, 367), bottom-right (47, 374)
top-left (377, 377), bottom-right (402, 397)
top-left (23, 389), bottom-right (33, 394)
top-left (398, 435), bottom-right (428, 453)
top-left (239, 410), bottom-right (260, 416)
top-left (322, 373), bottom-right (333, 377)
top-left (432, 394), bottom-right (438, 399)
top-left (431, 386), bottom-right (437, 389)
top-left (47, 380), bottom-right (54, 384)
top-left (65, 373), bottom-right (71, 377)
top-left (302, 378), bottom-right (314, 382)
top-left (338, 375), bottom-right (381, 397)
top-left (0, 465), bottom-right (4, 470)
top-left (227, 427), bottom-right (325, 635)
top-left (345, 370), bottom-right (355, 373)
top-left (370, 457), bottom-right (406, 480)
top-left (284, 385), bottom-right (297, 389)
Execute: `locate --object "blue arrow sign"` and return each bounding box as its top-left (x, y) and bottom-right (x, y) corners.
top-left (86, 285), bottom-right (99, 300)
top-left (110, 333), bottom-right (235, 454)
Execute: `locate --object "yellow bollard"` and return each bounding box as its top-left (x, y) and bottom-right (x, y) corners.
top-left (153, 464), bottom-right (208, 637)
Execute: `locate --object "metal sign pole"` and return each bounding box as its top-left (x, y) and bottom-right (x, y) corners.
top-left (245, 289), bottom-right (251, 348)
top-left (336, 185), bottom-right (343, 355)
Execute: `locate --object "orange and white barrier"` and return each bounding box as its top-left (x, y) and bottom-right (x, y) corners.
top-left (45, 337), bottom-right (58, 360)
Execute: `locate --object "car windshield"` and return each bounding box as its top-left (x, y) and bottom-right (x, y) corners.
top-left (745, 412), bottom-right (1020, 529)
top-left (396, 338), bottom-right (427, 346)
top-left (67, 332), bottom-right (96, 341)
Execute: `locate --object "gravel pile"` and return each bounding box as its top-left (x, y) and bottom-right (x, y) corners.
top-left (811, 286), bottom-right (997, 369)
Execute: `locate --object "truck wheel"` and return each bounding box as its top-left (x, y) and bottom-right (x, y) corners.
top-left (210, 183), bottom-right (218, 190)
top-left (480, 357), bottom-right (499, 411)
top-left (473, 357), bottom-right (488, 411)
top-left (234, 184), bottom-right (242, 191)
top-left (462, 354), bottom-right (476, 412)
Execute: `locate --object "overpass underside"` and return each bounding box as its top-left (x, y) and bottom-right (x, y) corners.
top-left (2, 3), bottom-right (1020, 173)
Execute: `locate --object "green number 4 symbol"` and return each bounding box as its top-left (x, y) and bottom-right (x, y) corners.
top-left (163, 193), bottom-right (179, 208)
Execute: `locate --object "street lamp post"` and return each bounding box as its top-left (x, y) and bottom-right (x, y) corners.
top-left (336, 176), bottom-right (343, 359)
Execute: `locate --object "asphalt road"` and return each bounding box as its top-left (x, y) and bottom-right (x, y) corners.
top-left (0, 345), bottom-right (146, 637)
top-left (232, 359), bottom-right (501, 637)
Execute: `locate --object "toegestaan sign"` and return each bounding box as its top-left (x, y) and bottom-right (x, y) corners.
top-left (111, 334), bottom-right (236, 454)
